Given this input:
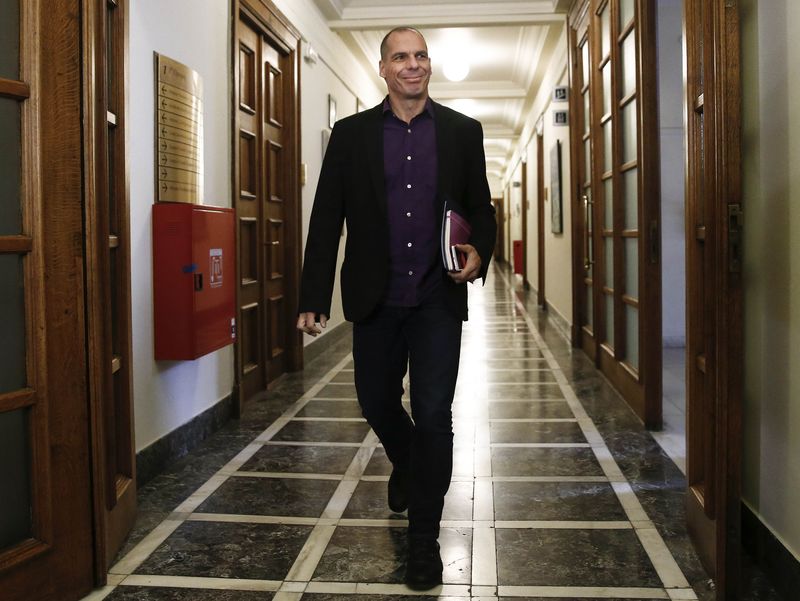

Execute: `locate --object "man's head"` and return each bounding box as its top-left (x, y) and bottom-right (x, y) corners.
top-left (379, 27), bottom-right (431, 102)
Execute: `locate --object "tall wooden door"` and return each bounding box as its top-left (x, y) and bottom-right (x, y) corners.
top-left (1, 1), bottom-right (95, 598)
top-left (683, 0), bottom-right (743, 597)
top-left (536, 133), bottom-right (546, 307)
top-left (83, 0), bottom-right (137, 573)
top-left (521, 162), bottom-right (529, 287)
top-left (234, 1), bottom-right (302, 407)
top-left (568, 0), bottom-right (662, 428)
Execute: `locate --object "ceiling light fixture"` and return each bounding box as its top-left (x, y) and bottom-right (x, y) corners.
top-left (443, 59), bottom-right (469, 82)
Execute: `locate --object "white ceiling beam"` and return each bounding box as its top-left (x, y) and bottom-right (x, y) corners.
top-left (429, 82), bottom-right (527, 99)
top-left (327, 13), bottom-right (565, 30)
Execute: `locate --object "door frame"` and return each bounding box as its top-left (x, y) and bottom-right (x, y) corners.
top-left (536, 132), bottom-right (546, 307)
top-left (683, 0), bottom-right (744, 596)
top-left (82, 0), bottom-right (137, 577)
top-left (521, 161), bottom-right (529, 288)
top-left (231, 0), bottom-right (303, 413)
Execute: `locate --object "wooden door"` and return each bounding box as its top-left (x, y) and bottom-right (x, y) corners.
top-left (83, 0), bottom-right (137, 573)
top-left (234, 0), bottom-right (302, 407)
top-left (521, 161), bottom-right (529, 287)
top-left (536, 133), bottom-right (546, 307)
top-left (569, 0), bottom-right (662, 428)
top-left (493, 197), bottom-right (505, 263)
top-left (0, 1), bottom-right (96, 599)
top-left (683, 0), bottom-right (743, 597)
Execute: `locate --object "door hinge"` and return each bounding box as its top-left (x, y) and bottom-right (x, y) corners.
top-left (649, 219), bottom-right (659, 264)
top-left (728, 204), bottom-right (743, 273)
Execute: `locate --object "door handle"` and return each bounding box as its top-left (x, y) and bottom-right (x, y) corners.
top-left (583, 194), bottom-right (594, 270)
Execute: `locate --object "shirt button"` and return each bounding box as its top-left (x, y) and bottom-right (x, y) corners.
top-left (407, 155), bottom-right (412, 160)
top-left (406, 184), bottom-right (412, 189)
top-left (408, 270), bottom-right (414, 275)
top-left (407, 128), bottom-right (412, 133)
top-left (407, 242), bottom-right (413, 247)
top-left (406, 212), bottom-right (411, 217)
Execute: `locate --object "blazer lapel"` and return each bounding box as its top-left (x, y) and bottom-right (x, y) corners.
top-left (364, 104), bottom-right (387, 217)
top-left (432, 100), bottom-right (454, 212)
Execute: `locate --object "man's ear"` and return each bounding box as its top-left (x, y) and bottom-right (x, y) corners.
top-left (378, 60), bottom-right (385, 78)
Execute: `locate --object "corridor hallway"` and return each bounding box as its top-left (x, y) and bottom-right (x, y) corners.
top-left (86, 265), bottom-right (714, 600)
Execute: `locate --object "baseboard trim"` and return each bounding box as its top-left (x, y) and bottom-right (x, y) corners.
top-left (303, 321), bottom-right (353, 364)
top-left (544, 300), bottom-right (573, 345)
top-left (136, 394), bottom-right (233, 487)
top-left (742, 501), bottom-right (800, 600)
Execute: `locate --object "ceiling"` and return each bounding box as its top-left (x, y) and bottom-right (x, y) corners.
top-left (312, 0), bottom-right (570, 182)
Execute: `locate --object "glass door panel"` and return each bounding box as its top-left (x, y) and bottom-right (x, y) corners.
top-left (0, 99), bottom-right (22, 235)
top-left (0, 254), bottom-right (26, 393)
top-left (0, 408), bottom-right (31, 549)
top-left (0, 1), bottom-right (20, 79)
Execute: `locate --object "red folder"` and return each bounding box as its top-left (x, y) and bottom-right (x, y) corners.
top-left (441, 202), bottom-right (472, 271)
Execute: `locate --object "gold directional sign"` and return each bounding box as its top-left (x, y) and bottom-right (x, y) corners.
top-left (155, 54), bottom-right (203, 203)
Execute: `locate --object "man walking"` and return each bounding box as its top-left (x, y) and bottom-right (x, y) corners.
top-left (297, 26), bottom-right (496, 590)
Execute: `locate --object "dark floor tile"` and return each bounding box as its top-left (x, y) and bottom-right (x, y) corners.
top-left (363, 448), bottom-right (392, 476)
top-left (296, 400), bottom-right (365, 419)
top-left (493, 481), bottom-right (627, 521)
top-left (490, 421), bottom-right (586, 444)
top-left (316, 384), bottom-right (358, 398)
top-left (486, 383), bottom-right (564, 399)
top-left (271, 421), bottom-right (371, 443)
top-left (495, 528), bottom-right (661, 587)
top-left (135, 521), bottom-right (311, 580)
top-left (312, 526), bottom-right (407, 583)
top-left (342, 480), bottom-right (405, 520)
top-left (104, 587), bottom-right (273, 600)
top-left (491, 447), bottom-right (604, 477)
top-left (312, 526), bottom-right (471, 584)
top-left (196, 476), bottom-right (338, 517)
top-left (240, 445), bottom-right (358, 474)
top-left (489, 400), bottom-right (573, 419)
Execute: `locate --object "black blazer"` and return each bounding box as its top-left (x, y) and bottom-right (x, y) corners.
top-left (299, 99), bottom-right (496, 323)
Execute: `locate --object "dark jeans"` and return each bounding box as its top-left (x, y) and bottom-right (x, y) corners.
top-left (352, 293), bottom-right (462, 539)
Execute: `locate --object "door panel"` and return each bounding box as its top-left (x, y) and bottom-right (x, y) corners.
top-left (569, 0), bottom-right (661, 428)
top-left (0, 1), bottom-right (95, 598)
top-left (234, 1), bottom-right (301, 406)
top-left (684, 0), bottom-right (743, 597)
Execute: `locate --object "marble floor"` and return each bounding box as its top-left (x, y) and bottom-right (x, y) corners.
top-left (80, 265), bottom-right (779, 601)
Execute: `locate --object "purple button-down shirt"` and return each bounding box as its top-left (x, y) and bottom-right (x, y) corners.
top-left (382, 97), bottom-right (440, 306)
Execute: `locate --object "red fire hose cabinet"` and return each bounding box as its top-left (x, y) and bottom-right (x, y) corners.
top-left (153, 203), bottom-right (236, 360)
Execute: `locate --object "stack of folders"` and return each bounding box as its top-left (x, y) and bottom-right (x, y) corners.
top-left (441, 202), bottom-right (472, 272)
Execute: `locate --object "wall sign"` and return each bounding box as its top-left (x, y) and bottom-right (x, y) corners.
top-left (155, 53), bottom-right (203, 203)
top-left (553, 109), bottom-right (569, 126)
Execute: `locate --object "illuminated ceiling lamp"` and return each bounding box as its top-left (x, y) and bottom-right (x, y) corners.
top-left (442, 58), bottom-right (470, 82)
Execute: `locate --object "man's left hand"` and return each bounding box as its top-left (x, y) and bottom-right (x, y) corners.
top-left (448, 244), bottom-right (481, 284)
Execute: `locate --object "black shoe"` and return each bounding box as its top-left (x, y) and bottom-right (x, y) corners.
top-left (404, 537), bottom-right (443, 590)
top-left (388, 467), bottom-right (410, 513)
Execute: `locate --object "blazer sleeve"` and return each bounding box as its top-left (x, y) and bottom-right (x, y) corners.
top-left (464, 120), bottom-right (497, 283)
top-left (298, 123), bottom-right (347, 318)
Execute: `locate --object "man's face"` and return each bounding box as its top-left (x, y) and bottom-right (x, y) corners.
top-left (379, 30), bottom-right (431, 101)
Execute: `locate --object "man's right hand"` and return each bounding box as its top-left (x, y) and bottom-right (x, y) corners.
top-left (297, 312), bottom-right (328, 336)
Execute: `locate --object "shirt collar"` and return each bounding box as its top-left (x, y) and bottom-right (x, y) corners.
top-left (382, 96), bottom-right (435, 120)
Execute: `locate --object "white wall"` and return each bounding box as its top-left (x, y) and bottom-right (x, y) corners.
top-left (503, 27), bottom-right (572, 326)
top-left (657, 0), bottom-right (686, 347)
top-left (541, 69), bottom-right (573, 325)
top-left (129, 0), bottom-right (233, 451)
top-left (741, 0), bottom-right (800, 563)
